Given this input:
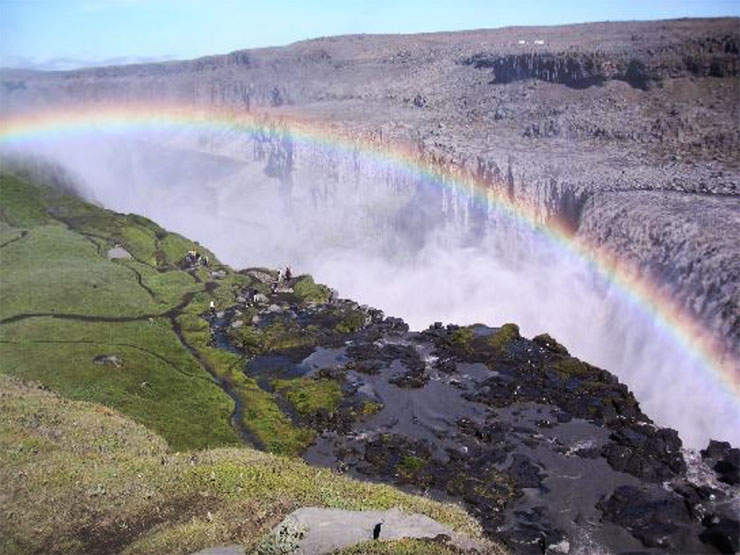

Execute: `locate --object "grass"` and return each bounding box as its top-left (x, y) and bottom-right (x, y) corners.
top-left (175, 313), bottom-right (314, 456)
top-left (122, 259), bottom-right (201, 306)
top-left (0, 224), bottom-right (163, 319)
top-left (0, 317), bottom-right (240, 451)
top-left (0, 172), bottom-right (314, 454)
top-left (293, 275), bottom-right (332, 304)
top-left (0, 172), bottom-right (50, 227)
top-left (0, 375), bottom-right (486, 555)
top-left (0, 173), bottom-right (248, 451)
top-left (397, 455), bottom-right (427, 478)
top-left (487, 324), bottom-right (520, 353)
top-left (273, 377), bottom-right (344, 417)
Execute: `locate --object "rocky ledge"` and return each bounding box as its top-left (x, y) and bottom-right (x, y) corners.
top-left (206, 269), bottom-right (739, 555)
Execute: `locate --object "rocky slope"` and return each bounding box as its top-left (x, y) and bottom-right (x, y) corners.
top-left (1, 18), bottom-right (738, 358)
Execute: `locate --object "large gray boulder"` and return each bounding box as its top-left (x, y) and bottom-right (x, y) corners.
top-left (256, 506), bottom-right (492, 554)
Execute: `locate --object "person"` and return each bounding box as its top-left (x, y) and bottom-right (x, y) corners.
top-left (277, 268), bottom-right (284, 282)
top-left (285, 266), bottom-right (292, 281)
top-left (209, 300), bottom-right (215, 314)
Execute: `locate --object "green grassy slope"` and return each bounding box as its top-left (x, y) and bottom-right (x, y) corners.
top-left (0, 172), bottom-right (305, 452)
top-left (0, 374), bottom-right (485, 554)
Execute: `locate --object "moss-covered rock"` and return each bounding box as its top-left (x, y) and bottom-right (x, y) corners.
top-left (487, 323), bottom-right (520, 353)
top-left (533, 333), bottom-right (570, 355)
top-left (293, 275), bottom-right (332, 304)
top-left (273, 377), bottom-right (343, 417)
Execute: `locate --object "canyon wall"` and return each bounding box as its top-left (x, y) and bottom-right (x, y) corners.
top-left (1, 18), bottom-right (738, 357)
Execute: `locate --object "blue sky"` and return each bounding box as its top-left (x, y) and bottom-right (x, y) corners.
top-left (1, 0), bottom-right (738, 69)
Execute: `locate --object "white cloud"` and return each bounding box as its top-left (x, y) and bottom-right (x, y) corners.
top-left (0, 53), bottom-right (176, 71)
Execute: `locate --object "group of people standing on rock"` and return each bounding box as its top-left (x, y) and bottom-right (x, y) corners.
top-left (184, 250), bottom-right (209, 270)
top-left (272, 266), bottom-right (293, 293)
top-left (209, 266), bottom-right (293, 315)
top-left (278, 266), bottom-right (292, 282)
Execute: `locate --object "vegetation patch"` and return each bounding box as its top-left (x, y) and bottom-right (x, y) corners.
top-left (237, 320), bottom-right (318, 355)
top-left (449, 327), bottom-right (475, 356)
top-left (292, 275), bottom-right (332, 304)
top-left (487, 323), bottom-right (520, 353)
top-left (273, 377), bottom-right (343, 417)
top-left (174, 313), bottom-right (314, 456)
top-left (0, 375), bottom-right (482, 555)
top-left (397, 455), bottom-right (427, 479)
top-left (357, 400), bottom-right (384, 417)
top-left (533, 333), bottom-right (569, 355)
top-left (335, 308), bottom-right (369, 334)
top-left (0, 317), bottom-right (239, 450)
top-left (553, 357), bottom-right (592, 377)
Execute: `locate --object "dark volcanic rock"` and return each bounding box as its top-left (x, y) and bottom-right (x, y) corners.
top-left (507, 454), bottom-right (546, 489)
top-left (208, 283), bottom-right (738, 555)
top-left (597, 485), bottom-right (695, 550)
top-left (699, 518), bottom-right (740, 554)
top-left (701, 439), bottom-right (740, 485)
top-left (463, 38), bottom-right (740, 89)
top-left (602, 424), bottom-right (686, 482)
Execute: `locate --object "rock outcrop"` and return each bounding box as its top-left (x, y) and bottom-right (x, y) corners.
top-left (208, 274), bottom-right (740, 554)
top-left (258, 507), bottom-right (494, 554)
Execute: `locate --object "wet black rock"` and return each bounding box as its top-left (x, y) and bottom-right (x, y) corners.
top-left (532, 334), bottom-right (569, 356)
top-left (597, 485), bottom-right (696, 550)
top-left (673, 482), bottom-right (720, 522)
top-left (602, 424), bottom-right (686, 482)
top-left (699, 517), bottom-right (740, 554)
top-left (701, 439), bottom-right (740, 485)
top-left (208, 282), bottom-right (737, 555)
top-left (572, 446), bottom-right (601, 459)
top-left (507, 454), bottom-right (546, 489)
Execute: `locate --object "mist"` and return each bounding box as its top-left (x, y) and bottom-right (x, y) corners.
top-left (4, 127), bottom-right (738, 449)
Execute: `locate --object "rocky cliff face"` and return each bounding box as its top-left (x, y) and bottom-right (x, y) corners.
top-left (464, 32), bottom-right (739, 89)
top-left (1, 18), bottom-right (738, 357)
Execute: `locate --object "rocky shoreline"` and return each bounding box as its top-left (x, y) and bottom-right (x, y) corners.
top-left (206, 269), bottom-right (739, 554)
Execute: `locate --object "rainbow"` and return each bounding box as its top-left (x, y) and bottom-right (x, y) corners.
top-left (0, 102), bottom-right (737, 396)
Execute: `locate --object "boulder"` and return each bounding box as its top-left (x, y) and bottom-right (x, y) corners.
top-left (258, 507), bottom-right (489, 554)
top-left (597, 485), bottom-right (695, 550)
